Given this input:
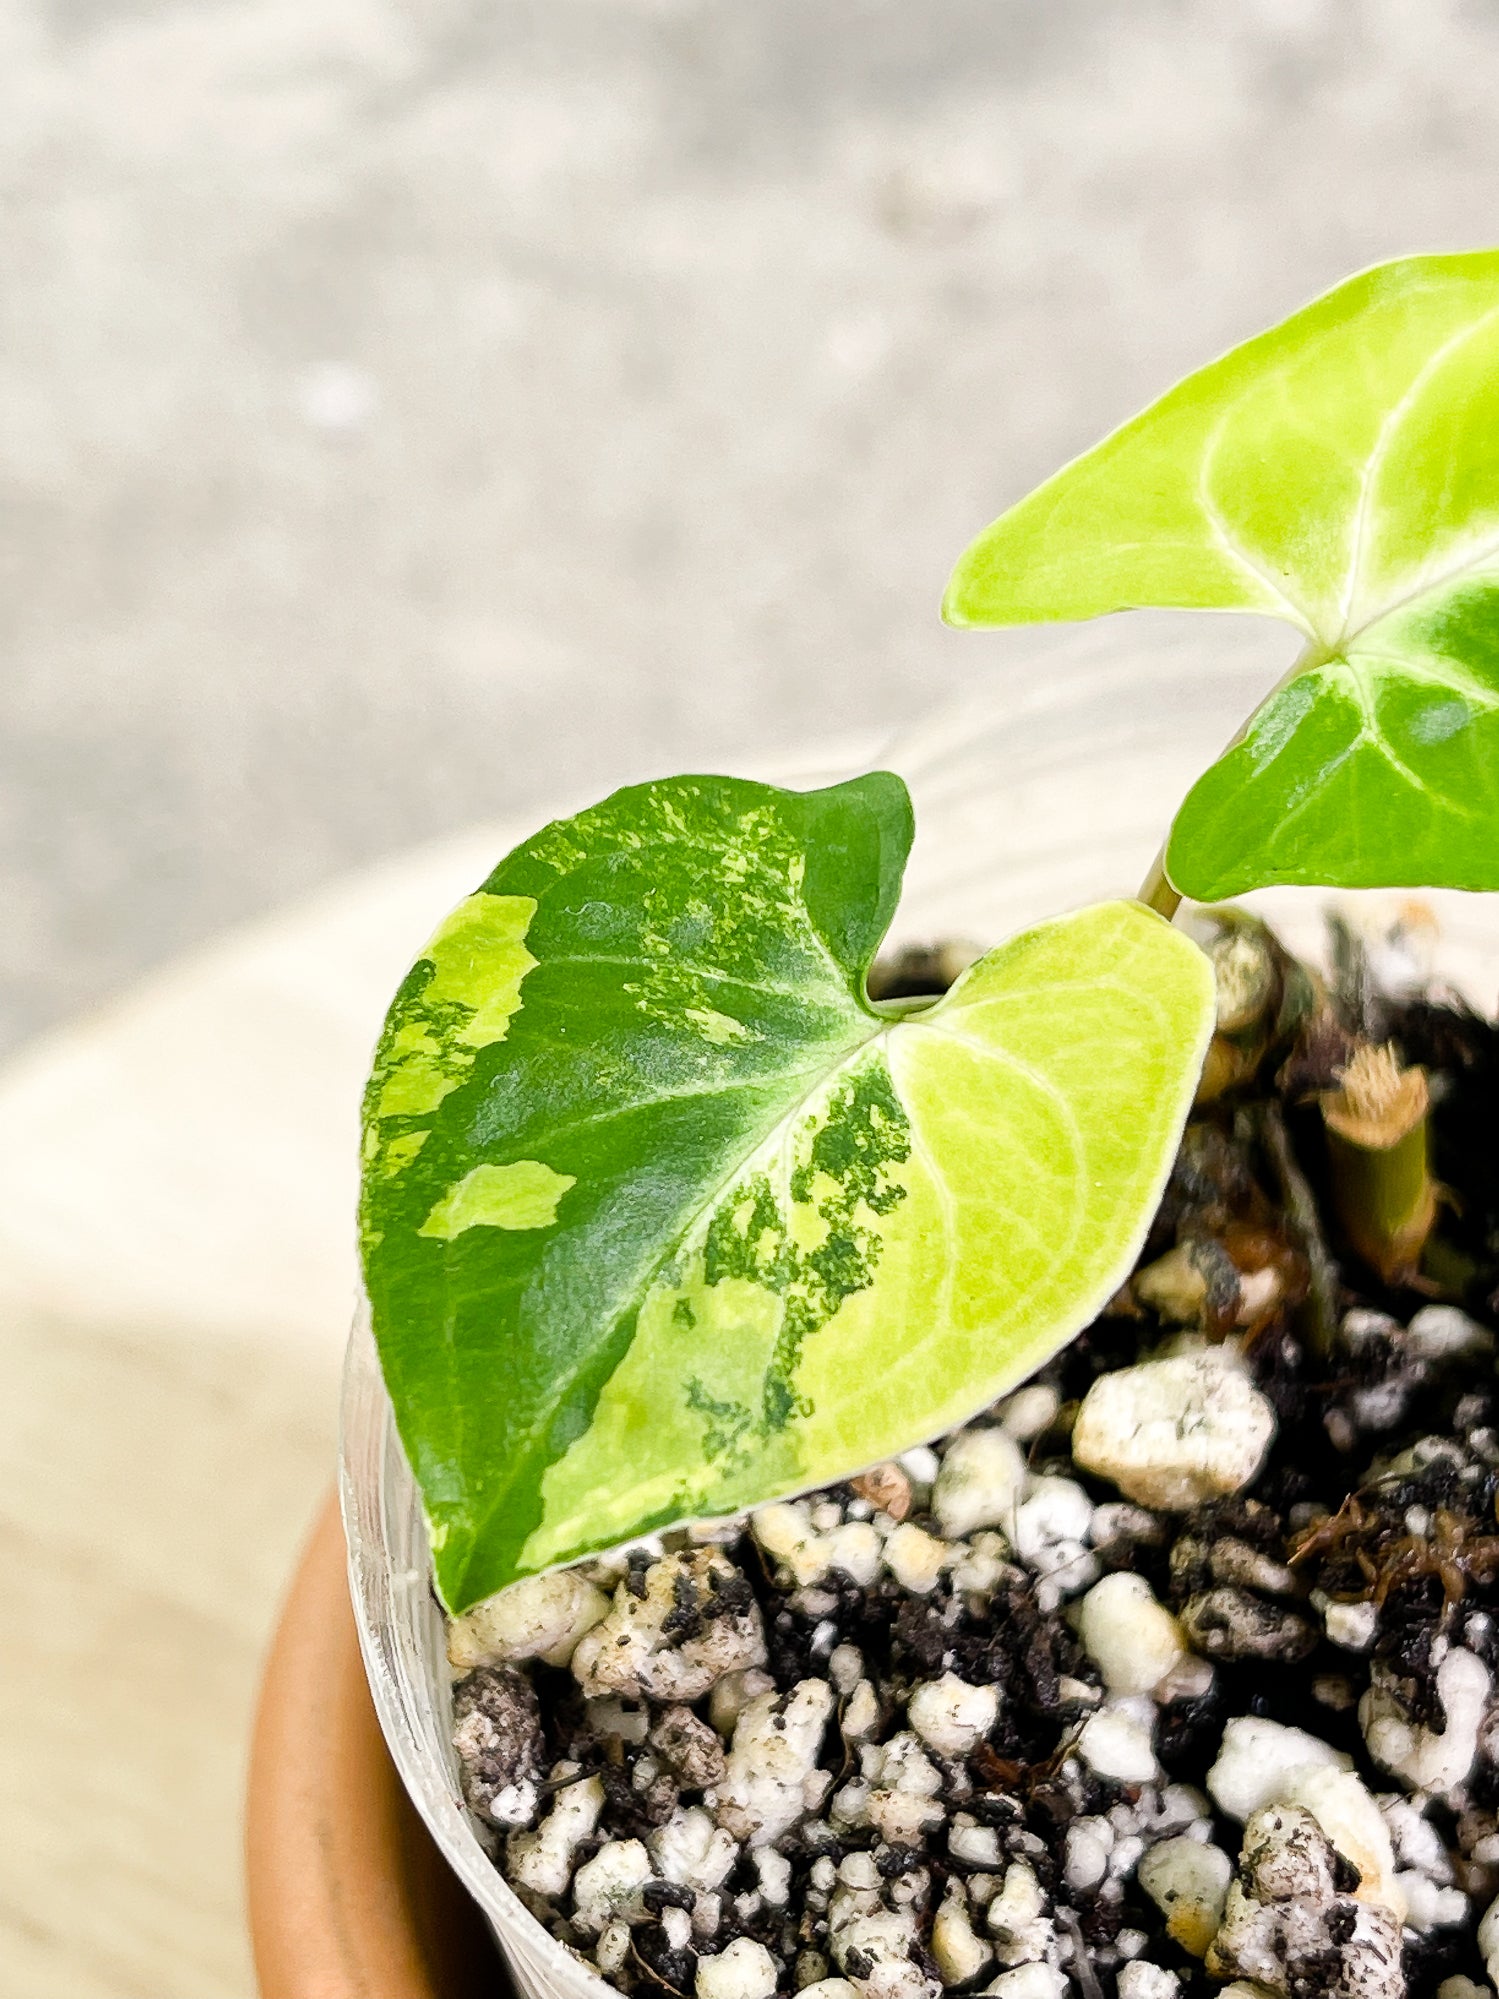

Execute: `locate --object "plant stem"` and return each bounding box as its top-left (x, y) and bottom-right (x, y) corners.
top-left (1135, 636), bottom-right (1325, 927)
top-left (1137, 847), bottom-right (1182, 921)
top-left (1321, 1044), bottom-right (1436, 1285)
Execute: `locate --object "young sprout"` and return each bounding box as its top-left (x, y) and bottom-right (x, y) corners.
top-left (1321, 1043), bottom-right (1437, 1285)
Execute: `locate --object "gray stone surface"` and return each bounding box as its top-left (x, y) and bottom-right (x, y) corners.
top-left (4, 0), bottom-right (1499, 1051)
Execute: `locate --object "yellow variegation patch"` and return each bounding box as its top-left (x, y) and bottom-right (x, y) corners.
top-left (370, 893), bottom-right (537, 1120)
top-left (420, 1160), bottom-right (576, 1239)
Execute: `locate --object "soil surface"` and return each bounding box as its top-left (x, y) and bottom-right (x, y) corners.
top-left (449, 912), bottom-right (1499, 1999)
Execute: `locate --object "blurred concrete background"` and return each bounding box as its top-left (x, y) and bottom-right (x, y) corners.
top-left (5, 0), bottom-right (1499, 1053)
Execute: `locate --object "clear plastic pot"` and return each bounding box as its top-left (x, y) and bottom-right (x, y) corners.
top-left (341, 618), bottom-right (1499, 1996)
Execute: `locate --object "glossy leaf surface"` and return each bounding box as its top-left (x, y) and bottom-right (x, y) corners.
top-left (944, 251), bottom-right (1499, 898)
top-left (360, 774), bottom-right (1214, 1610)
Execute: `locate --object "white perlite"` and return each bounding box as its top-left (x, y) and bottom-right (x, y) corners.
top-left (751, 1502), bottom-right (882, 1588)
top-left (1482, 1896), bottom-right (1499, 1989)
top-left (952, 1816), bottom-right (1004, 1869)
top-left (1281, 1763), bottom-right (1403, 1920)
top-left (506, 1775), bottom-right (605, 1900)
top-left (696, 1937), bottom-right (779, 1999)
top-left (1402, 1872), bottom-right (1470, 1933)
top-left (883, 1522), bottom-right (951, 1594)
top-left (931, 1882), bottom-right (994, 1987)
top-left (982, 1968), bottom-right (1067, 1998)
top-left (1076, 1572), bottom-right (1185, 1694)
top-left (1137, 1835), bottom-right (1232, 1958)
top-left (842, 1679), bottom-right (881, 1740)
top-left (866, 1729), bottom-right (946, 1844)
top-left (950, 1531), bottom-right (1013, 1598)
top-left (824, 1522), bottom-right (883, 1587)
top-left (1361, 1645), bottom-right (1492, 1796)
top-left (1071, 1346), bottom-right (1276, 1509)
top-left (710, 1667), bottom-right (776, 1739)
top-left (1116, 1967), bottom-right (1181, 1999)
top-left (1408, 1304), bottom-right (1493, 1360)
top-left (751, 1502), bottom-right (825, 1583)
top-left (572, 1550), bottom-right (766, 1701)
top-left (1207, 1804), bottom-right (1404, 1999)
top-left (869, 1730), bottom-right (944, 1797)
top-left (1011, 1476), bottom-right (1099, 1607)
top-left (1383, 1793), bottom-right (1454, 1882)
top-left (571, 1839), bottom-right (652, 1933)
top-left (907, 1673), bottom-right (1001, 1758)
top-left (597, 1920), bottom-right (632, 1976)
top-left (827, 1893), bottom-right (940, 1999)
top-left (1063, 1818), bottom-right (1110, 1894)
top-left (985, 1859), bottom-right (1053, 1968)
top-left (1207, 1715), bottom-right (1351, 1822)
top-left (649, 1807), bottom-right (739, 1891)
top-left (931, 1426), bottom-right (1027, 1539)
top-left (716, 1678), bottom-right (835, 1847)
top-left (1075, 1701), bottom-right (1159, 1783)
top-left (755, 1849), bottom-right (792, 1907)
top-left (999, 1385), bottom-right (1060, 1443)
top-left (1320, 1596), bottom-right (1379, 1654)
top-left (829, 1644), bottom-right (864, 1695)
top-left (446, 1569), bottom-right (610, 1669)
top-left (1204, 1716), bottom-right (1404, 1921)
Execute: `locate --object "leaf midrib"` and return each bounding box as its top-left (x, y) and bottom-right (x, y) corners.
top-left (1335, 532), bottom-right (1499, 653)
top-left (1199, 299), bottom-right (1499, 659)
top-left (1239, 645), bottom-right (1497, 829)
top-left (1336, 303), bottom-right (1499, 635)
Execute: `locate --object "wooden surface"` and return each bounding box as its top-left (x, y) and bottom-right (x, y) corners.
top-left (246, 1497), bottom-right (499, 1999)
top-left (0, 825), bottom-right (517, 1999)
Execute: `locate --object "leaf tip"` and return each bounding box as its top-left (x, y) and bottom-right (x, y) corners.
top-left (433, 1525), bottom-right (505, 1619)
top-left (940, 563), bottom-right (981, 628)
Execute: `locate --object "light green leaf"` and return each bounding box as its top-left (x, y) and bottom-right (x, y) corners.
top-left (360, 773), bottom-right (1213, 1611)
top-left (944, 250), bottom-right (1499, 897)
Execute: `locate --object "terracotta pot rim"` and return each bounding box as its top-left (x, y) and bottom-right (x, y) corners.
top-left (245, 1493), bottom-right (498, 1999)
top-left (340, 1296), bottom-right (611, 1999)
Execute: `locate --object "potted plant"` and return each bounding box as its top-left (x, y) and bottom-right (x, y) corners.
top-left (348, 252), bottom-right (1499, 1999)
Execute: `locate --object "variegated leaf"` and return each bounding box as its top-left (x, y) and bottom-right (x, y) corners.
top-left (360, 774), bottom-right (1213, 1610)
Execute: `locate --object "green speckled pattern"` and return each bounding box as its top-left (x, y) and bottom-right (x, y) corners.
top-left (360, 774), bottom-right (1213, 1611)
